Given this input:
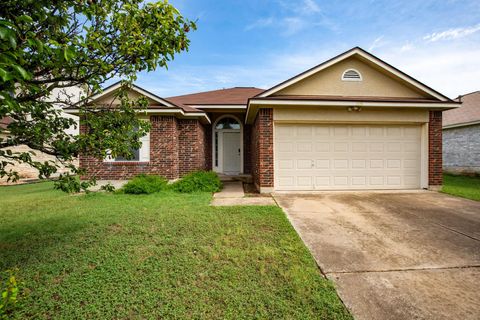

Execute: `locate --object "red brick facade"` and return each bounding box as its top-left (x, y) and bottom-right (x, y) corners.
top-left (178, 119), bottom-right (207, 175)
top-left (80, 116), bottom-right (207, 180)
top-left (429, 110), bottom-right (443, 186)
top-left (243, 124), bottom-right (252, 174)
top-left (251, 108), bottom-right (274, 190)
top-left (80, 109), bottom-right (444, 190)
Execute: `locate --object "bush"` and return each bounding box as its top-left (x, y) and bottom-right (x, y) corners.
top-left (100, 183), bottom-right (116, 193)
top-left (172, 171), bottom-right (222, 193)
top-left (1, 269), bottom-right (20, 319)
top-left (122, 175), bottom-right (168, 194)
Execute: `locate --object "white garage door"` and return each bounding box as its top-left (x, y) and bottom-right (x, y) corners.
top-left (275, 124), bottom-right (422, 190)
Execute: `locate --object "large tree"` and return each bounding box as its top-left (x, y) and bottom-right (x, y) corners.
top-left (0, 0), bottom-right (195, 191)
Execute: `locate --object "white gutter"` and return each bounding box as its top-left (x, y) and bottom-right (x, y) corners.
top-left (248, 99), bottom-right (458, 109)
top-left (65, 108), bottom-right (211, 123)
top-left (443, 120), bottom-right (480, 129)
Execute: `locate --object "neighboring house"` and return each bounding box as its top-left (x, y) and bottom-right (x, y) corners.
top-left (66, 47), bottom-right (458, 192)
top-left (0, 86), bottom-right (81, 183)
top-left (442, 91), bottom-right (480, 175)
top-left (0, 116), bottom-right (78, 182)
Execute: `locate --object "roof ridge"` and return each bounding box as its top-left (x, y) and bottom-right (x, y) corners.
top-left (458, 90), bottom-right (480, 99)
top-left (167, 87), bottom-right (264, 99)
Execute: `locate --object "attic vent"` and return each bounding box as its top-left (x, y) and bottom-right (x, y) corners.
top-left (342, 69), bottom-right (362, 81)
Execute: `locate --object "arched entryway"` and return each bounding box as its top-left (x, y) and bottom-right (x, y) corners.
top-left (212, 115), bottom-right (243, 174)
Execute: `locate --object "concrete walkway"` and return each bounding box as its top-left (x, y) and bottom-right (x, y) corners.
top-left (211, 181), bottom-right (277, 206)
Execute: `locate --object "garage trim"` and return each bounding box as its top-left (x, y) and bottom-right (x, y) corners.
top-left (273, 121), bottom-right (429, 191)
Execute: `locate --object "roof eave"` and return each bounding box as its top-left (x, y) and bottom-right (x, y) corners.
top-left (245, 98), bottom-right (459, 124)
top-left (65, 108), bottom-right (211, 124)
top-left (443, 120), bottom-right (480, 129)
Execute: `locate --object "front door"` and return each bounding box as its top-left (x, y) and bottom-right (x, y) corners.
top-left (222, 132), bottom-right (241, 174)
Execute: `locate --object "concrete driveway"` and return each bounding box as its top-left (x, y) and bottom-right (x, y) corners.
top-left (273, 191), bottom-right (480, 320)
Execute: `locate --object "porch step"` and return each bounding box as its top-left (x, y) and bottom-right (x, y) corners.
top-left (211, 181), bottom-right (277, 206)
top-left (218, 174), bottom-right (252, 183)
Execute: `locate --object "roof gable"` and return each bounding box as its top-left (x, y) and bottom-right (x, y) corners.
top-left (89, 82), bottom-right (179, 109)
top-left (257, 47), bottom-right (451, 102)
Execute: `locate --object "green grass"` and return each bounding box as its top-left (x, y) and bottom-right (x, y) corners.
top-left (0, 182), bottom-right (351, 319)
top-left (442, 174), bottom-right (480, 201)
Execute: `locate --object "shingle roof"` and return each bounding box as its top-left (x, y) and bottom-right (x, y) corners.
top-left (167, 87), bottom-right (265, 105)
top-left (443, 91), bottom-right (480, 127)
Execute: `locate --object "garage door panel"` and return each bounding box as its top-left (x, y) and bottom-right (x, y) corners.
top-left (315, 142), bottom-right (330, 152)
top-left (275, 124), bottom-right (422, 190)
top-left (334, 142), bottom-right (349, 152)
top-left (314, 127), bottom-right (330, 136)
top-left (277, 142), bottom-right (294, 152)
top-left (296, 142), bottom-right (313, 152)
top-left (352, 142), bottom-right (368, 152)
top-left (316, 159), bottom-right (330, 169)
top-left (352, 159), bottom-right (366, 169)
top-left (297, 159), bottom-right (313, 169)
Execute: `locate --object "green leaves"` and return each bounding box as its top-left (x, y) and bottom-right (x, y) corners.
top-left (0, 25), bottom-right (16, 49)
top-left (1, 0), bottom-right (195, 191)
top-left (63, 46), bottom-right (75, 61)
top-left (11, 65), bottom-right (31, 80)
top-left (0, 67), bottom-right (12, 82)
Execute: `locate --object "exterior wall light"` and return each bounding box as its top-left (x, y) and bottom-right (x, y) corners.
top-left (347, 106), bottom-right (362, 112)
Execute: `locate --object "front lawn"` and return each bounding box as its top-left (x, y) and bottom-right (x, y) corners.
top-left (0, 182), bottom-right (351, 319)
top-left (442, 174), bottom-right (480, 201)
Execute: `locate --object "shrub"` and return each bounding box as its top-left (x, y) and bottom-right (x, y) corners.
top-left (0, 269), bottom-right (20, 319)
top-left (122, 175), bottom-right (168, 194)
top-left (100, 183), bottom-right (116, 193)
top-left (53, 174), bottom-right (96, 193)
top-left (172, 171), bottom-right (222, 193)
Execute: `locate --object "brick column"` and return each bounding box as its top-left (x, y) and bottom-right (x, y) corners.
top-left (244, 124), bottom-right (252, 174)
top-left (252, 108), bottom-right (274, 192)
top-left (429, 111), bottom-right (443, 187)
top-left (178, 119), bottom-right (207, 176)
top-left (150, 116), bottom-right (179, 179)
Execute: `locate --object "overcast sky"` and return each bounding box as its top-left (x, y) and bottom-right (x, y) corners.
top-left (133, 0), bottom-right (480, 99)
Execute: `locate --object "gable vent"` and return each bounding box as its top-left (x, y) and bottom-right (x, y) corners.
top-left (342, 69), bottom-right (362, 81)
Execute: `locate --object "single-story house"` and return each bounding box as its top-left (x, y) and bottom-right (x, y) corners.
top-left (66, 47), bottom-right (458, 192)
top-left (442, 91), bottom-right (480, 175)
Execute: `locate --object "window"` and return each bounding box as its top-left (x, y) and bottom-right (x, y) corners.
top-left (113, 148), bottom-right (140, 161)
top-left (104, 123), bottom-right (150, 162)
top-left (342, 69), bottom-right (362, 81)
top-left (215, 117), bottom-right (240, 130)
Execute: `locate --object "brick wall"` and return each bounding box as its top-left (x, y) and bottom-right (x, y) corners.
top-left (429, 111), bottom-right (443, 186)
top-left (178, 119), bottom-right (207, 175)
top-left (443, 124), bottom-right (480, 175)
top-left (204, 124), bottom-right (212, 170)
top-left (150, 116), bottom-right (179, 179)
top-left (244, 124), bottom-right (252, 174)
top-left (80, 116), bottom-right (207, 180)
top-left (251, 108), bottom-right (274, 190)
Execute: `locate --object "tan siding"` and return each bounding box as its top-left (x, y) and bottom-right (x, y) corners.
top-left (274, 107), bottom-right (429, 123)
top-left (276, 57), bottom-right (431, 99)
top-left (94, 90), bottom-right (158, 106)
